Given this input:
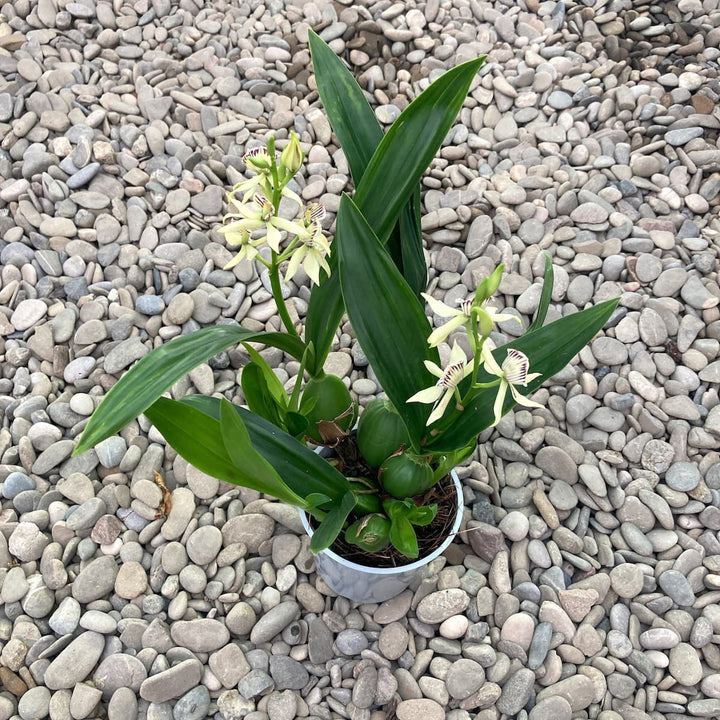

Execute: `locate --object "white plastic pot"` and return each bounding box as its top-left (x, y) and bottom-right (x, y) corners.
top-left (298, 470), bottom-right (463, 603)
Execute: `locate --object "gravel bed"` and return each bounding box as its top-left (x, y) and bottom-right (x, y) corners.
top-left (1, 0), bottom-right (720, 719)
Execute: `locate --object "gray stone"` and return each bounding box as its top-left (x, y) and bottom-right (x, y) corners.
top-left (658, 570), bottom-right (696, 606)
top-left (72, 556), bottom-right (119, 603)
top-left (335, 628), bottom-right (369, 655)
top-left (249, 602), bottom-right (300, 644)
top-left (140, 660), bottom-right (203, 703)
top-left (268, 656), bottom-right (308, 690)
top-left (416, 589), bottom-right (470, 624)
top-left (173, 686), bottom-right (210, 720)
top-left (171, 619), bottom-right (229, 652)
top-left (44, 632), bottom-right (106, 690)
top-left (94, 653), bottom-right (148, 699)
top-left (665, 462), bottom-right (701, 491)
top-left (496, 668), bottom-right (534, 715)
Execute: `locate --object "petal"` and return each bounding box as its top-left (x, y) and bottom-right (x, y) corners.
top-left (427, 315), bottom-right (466, 347)
top-left (422, 293), bottom-right (462, 318)
top-left (224, 249), bottom-right (248, 270)
top-left (284, 247), bottom-right (305, 283)
top-left (509, 385), bottom-right (544, 409)
top-left (488, 310), bottom-right (522, 325)
top-left (427, 388), bottom-right (454, 425)
top-left (317, 252), bottom-right (331, 280)
top-left (273, 216), bottom-right (309, 237)
top-left (423, 360), bottom-right (444, 379)
top-left (223, 231), bottom-right (248, 247)
top-left (281, 185), bottom-right (303, 208)
top-left (219, 218), bottom-right (261, 234)
top-left (448, 341), bottom-right (467, 366)
top-left (408, 386), bottom-right (444, 404)
top-left (481, 343), bottom-right (503, 378)
top-left (427, 323), bottom-right (453, 348)
top-left (304, 252), bottom-right (321, 285)
top-left (266, 223), bottom-right (282, 252)
top-left (491, 383), bottom-right (507, 426)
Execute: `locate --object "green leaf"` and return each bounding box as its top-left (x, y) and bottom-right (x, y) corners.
top-left (389, 514), bottom-right (419, 559)
top-left (399, 188), bottom-right (427, 298)
top-left (528, 254), bottom-right (554, 333)
top-left (285, 411), bottom-right (309, 439)
top-left (144, 397), bottom-right (306, 508)
top-left (240, 363), bottom-right (286, 429)
top-left (307, 29), bottom-right (383, 186)
top-left (306, 493), bottom-right (333, 510)
top-left (241, 343), bottom-right (288, 407)
top-left (218, 399), bottom-right (306, 506)
top-left (408, 504), bottom-right (438, 527)
top-left (310, 490), bottom-right (356, 553)
top-left (426, 298), bottom-right (620, 451)
top-left (352, 55), bottom-right (486, 245)
top-left (303, 38), bottom-right (484, 375)
top-left (335, 195), bottom-right (439, 449)
top-left (180, 395), bottom-right (353, 504)
top-left (74, 326), bottom-right (305, 455)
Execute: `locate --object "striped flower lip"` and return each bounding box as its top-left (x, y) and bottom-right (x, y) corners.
top-left (407, 342), bottom-right (473, 426)
top-left (242, 146), bottom-right (277, 169)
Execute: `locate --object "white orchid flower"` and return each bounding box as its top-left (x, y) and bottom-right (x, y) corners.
top-left (223, 230), bottom-right (264, 270)
top-left (482, 346), bottom-right (542, 426)
top-left (284, 204), bottom-right (331, 285)
top-left (229, 146), bottom-right (304, 205)
top-left (421, 293), bottom-right (520, 347)
top-left (407, 342), bottom-right (473, 425)
top-left (218, 193), bottom-right (308, 253)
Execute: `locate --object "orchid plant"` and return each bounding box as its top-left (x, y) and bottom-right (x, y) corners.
top-left (75, 33), bottom-right (618, 561)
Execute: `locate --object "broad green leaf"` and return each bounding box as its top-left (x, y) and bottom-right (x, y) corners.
top-left (285, 411), bottom-right (309, 439)
top-left (304, 41), bottom-right (484, 375)
top-left (307, 29), bottom-right (383, 185)
top-left (144, 397), bottom-right (305, 508)
top-left (306, 493), bottom-right (333, 510)
top-left (74, 326), bottom-right (305, 455)
top-left (241, 343), bottom-right (288, 407)
top-left (218, 399), bottom-right (306, 507)
top-left (353, 55), bottom-right (486, 245)
top-left (399, 188), bottom-right (427, 298)
top-left (335, 195), bottom-right (439, 449)
top-left (389, 514), bottom-right (419, 559)
top-left (309, 490), bottom-right (356, 553)
top-left (307, 29), bottom-right (424, 295)
top-left (408, 504), bottom-right (438, 527)
top-left (180, 395), bottom-right (353, 504)
top-left (528, 254), bottom-right (554, 333)
top-left (240, 362), bottom-right (286, 429)
top-left (425, 298), bottom-right (620, 452)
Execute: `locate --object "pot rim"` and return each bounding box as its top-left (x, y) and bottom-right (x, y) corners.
top-left (298, 469), bottom-right (463, 575)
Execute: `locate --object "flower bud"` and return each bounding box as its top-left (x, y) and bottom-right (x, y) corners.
top-left (474, 264), bottom-right (504, 304)
top-left (476, 307), bottom-right (494, 338)
top-left (280, 131), bottom-right (304, 175)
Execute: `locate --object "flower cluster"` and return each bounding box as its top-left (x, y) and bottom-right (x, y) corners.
top-left (217, 133), bottom-right (332, 286)
top-left (409, 271), bottom-right (542, 427)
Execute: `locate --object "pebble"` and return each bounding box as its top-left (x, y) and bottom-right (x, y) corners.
top-left (669, 643), bottom-right (703, 686)
top-left (44, 632), bottom-right (106, 690)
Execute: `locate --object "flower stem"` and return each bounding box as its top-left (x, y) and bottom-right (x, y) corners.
top-left (269, 253), bottom-right (300, 338)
